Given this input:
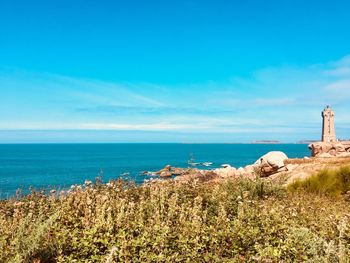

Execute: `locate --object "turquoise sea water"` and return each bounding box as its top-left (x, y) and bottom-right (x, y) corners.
top-left (0, 144), bottom-right (309, 198)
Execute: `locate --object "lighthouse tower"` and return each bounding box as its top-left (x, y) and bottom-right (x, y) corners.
top-left (321, 105), bottom-right (336, 143)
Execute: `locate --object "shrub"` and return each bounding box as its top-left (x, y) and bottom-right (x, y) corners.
top-left (288, 166), bottom-right (350, 196)
top-left (0, 177), bottom-right (349, 262)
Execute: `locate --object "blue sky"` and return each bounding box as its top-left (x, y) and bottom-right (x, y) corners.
top-left (1, 0), bottom-right (350, 142)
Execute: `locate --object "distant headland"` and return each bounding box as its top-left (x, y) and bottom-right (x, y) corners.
top-left (250, 140), bottom-right (281, 144)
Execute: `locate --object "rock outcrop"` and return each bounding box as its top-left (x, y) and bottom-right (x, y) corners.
top-left (254, 151), bottom-right (288, 177)
top-left (155, 147), bottom-right (350, 183)
top-left (308, 141), bottom-right (350, 158)
top-left (156, 165), bottom-right (193, 178)
top-left (174, 170), bottom-right (219, 183)
top-left (157, 165), bottom-right (173, 178)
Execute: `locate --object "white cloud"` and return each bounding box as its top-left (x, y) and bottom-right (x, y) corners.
top-left (324, 67), bottom-right (350, 77)
top-left (0, 69), bottom-right (165, 108)
top-left (324, 80), bottom-right (350, 92)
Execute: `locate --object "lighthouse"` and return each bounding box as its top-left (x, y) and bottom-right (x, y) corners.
top-left (321, 105), bottom-right (336, 143)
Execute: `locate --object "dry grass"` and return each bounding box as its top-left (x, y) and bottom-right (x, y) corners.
top-left (285, 156), bottom-right (350, 165)
top-left (288, 165), bottom-right (350, 196)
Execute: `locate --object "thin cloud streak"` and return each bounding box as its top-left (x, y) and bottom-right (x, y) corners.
top-left (1, 54), bottom-right (350, 142)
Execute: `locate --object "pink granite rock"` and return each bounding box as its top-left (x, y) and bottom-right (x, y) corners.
top-left (254, 151), bottom-right (288, 169)
top-left (254, 151), bottom-right (288, 177)
top-left (334, 143), bottom-right (346, 153)
top-left (309, 141), bottom-right (350, 157)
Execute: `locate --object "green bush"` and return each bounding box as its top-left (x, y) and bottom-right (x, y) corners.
top-left (0, 177), bottom-right (349, 262)
top-left (288, 166), bottom-right (350, 196)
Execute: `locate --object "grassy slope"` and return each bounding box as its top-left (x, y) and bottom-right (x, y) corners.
top-left (288, 166), bottom-right (350, 196)
top-left (1, 172), bottom-right (350, 262)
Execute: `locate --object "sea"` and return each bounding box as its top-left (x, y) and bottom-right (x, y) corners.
top-left (0, 143), bottom-right (309, 199)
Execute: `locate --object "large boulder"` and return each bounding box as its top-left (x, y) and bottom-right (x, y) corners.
top-left (308, 142), bottom-right (332, 157)
top-left (308, 141), bottom-right (350, 157)
top-left (255, 151), bottom-right (288, 169)
top-left (254, 151), bottom-right (288, 177)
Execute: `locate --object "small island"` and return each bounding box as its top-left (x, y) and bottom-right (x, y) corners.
top-left (251, 140), bottom-right (281, 144)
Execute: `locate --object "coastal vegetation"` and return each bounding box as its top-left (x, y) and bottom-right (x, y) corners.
top-left (288, 165), bottom-right (350, 197)
top-left (1, 169), bottom-right (350, 262)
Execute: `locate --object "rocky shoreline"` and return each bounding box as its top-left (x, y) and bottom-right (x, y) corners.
top-left (150, 150), bottom-right (350, 186)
